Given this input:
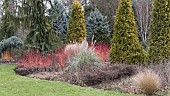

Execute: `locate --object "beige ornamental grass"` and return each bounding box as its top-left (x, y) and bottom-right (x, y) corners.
top-left (133, 69), bottom-right (161, 95)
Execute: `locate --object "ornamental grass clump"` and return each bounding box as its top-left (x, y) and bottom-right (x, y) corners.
top-left (65, 39), bottom-right (103, 71)
top-left (133, 70), bottom-right (161, 95)
top-left (56, 38), bottom-right (90, 67)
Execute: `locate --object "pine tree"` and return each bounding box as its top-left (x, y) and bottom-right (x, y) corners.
top-left (0, 0), bottom-right (16, 41)
top-left (66, 0), bottom-right (86, 43)
top-left (86, 8), bottom-right (111, 43)
top-left (51, 0), bottom-right (69, 42)
top-left (148, 0), bottom-right (170, 63)
top-left (110, 0), bottom-right (146, 64)
top-left (20, 0), bottom-right (60, 52)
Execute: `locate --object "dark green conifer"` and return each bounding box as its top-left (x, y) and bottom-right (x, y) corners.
top-left (21, 0), bottom-right (61, 51)
top-left (0, 0), bottom-right (16, 40)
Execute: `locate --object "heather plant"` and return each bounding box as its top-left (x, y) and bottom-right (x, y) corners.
top-left (133, 69), bottom-right (161, 95)
top-left (148, 0), bottom-right (170, 63)
top-left (110, 0), bottom-right (146, 64)
top-left (66, 0), bottom-right (86, 43)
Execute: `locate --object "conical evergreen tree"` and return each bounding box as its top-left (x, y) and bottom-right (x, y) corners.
top-left (148, 0), bottom-right (170, 63)
top-left (66, 0), bottom-right (86, 43)
top-left (0, 0), bottom-right (16, 41)
top-left (51, 0), bottom-right (69, 41)
top-left (86, 8), bottom-right (111, 43)
top-left (20, 0), bottom-right (60, 52)
top-left (110, 0), bottom-right (146, 64)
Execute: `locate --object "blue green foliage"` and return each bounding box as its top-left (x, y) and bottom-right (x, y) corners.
top-left (0, 36), bottom-right (23, 53)
top-left (86, 8), bottom-right (111, 43)
top-left (52, 0), bottom-right (69, 41)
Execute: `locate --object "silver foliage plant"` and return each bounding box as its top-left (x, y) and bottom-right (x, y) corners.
top-left (0, 36), bottom-right (23, 55)
top-left (65, 38), bottom-right (102, 71)
top-left (52, 0), bottom-right (69, 41)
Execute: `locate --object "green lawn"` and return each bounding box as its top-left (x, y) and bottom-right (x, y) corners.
top-left (0, 64), bottom-right (140, 96)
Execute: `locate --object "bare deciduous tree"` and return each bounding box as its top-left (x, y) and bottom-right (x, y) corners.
top-left (133, 0), bottom-right (152, 49)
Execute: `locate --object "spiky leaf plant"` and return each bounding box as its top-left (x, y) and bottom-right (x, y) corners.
top-left (148, 0), bottom-right (170, 63)
top-left (66, 0), bottom-right (86, 43)
top-left (110, 0), bottom-right (146, 64)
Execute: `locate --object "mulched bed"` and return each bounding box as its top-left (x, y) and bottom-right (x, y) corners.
top-left (14, 63), bottom-right (170, 96)
top-left (14, 63), bottom-right (137, 85)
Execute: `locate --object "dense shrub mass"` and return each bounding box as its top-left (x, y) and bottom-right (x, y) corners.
top-left (148, 0), bottom-right (170, 63)
top-left (86, 8), bottom-right (111, 43)
top-left (66, 0), bottom-right (86, 43)
top-left (94, 44), bottom-right (110, 62)
top-left (110, 0), bottom-right (146, 64)
top-left (17, 50), bottom-right (53, 67)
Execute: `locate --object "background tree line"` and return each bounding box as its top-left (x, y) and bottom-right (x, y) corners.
top-left (0, 0), bottom-right (153, 48)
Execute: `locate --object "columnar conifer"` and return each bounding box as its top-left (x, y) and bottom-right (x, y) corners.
top-left (148, 0), bottom-right (170, 63)
top-left (66, 0), bottom-right (86, 43)
top-left (110, 0), bottom-right (146, 64)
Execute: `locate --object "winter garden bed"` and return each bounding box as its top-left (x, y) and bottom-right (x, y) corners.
top-left (13, 41), bottom-right (170, 96)
top-left (14, 63), bottom-right (170, 96)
